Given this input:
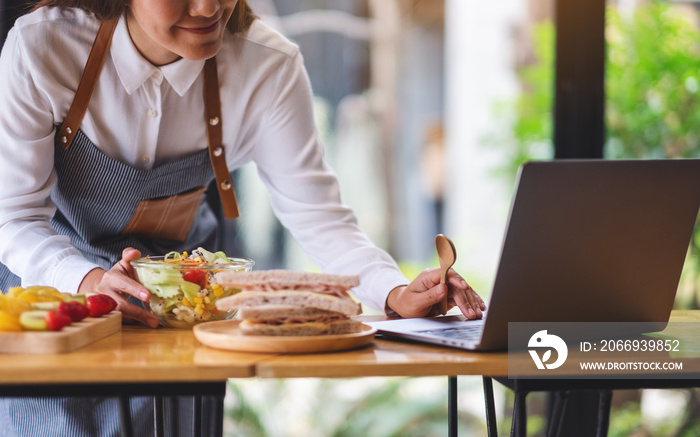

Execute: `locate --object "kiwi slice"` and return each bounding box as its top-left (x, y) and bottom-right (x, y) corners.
top-left (31, 302), bottom-right (60, 311)
top-left (19, 310), bottom-right (48, 331)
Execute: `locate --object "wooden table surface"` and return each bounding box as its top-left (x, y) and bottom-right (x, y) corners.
top-left (255, 335), bottom-right (509, 379)
top-left (256, 311), bottom-right (700, 379)
top-left (2, 310), bottom-right (699, 386)
top-left (0, 324), bottom-right (274, 385)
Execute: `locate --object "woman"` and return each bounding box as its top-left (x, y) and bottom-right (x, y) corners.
top-left (0, 0), bottom-right (485, 434)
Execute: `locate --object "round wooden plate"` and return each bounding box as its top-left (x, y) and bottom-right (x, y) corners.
top-left (193, 320), bottom-right (377, 354)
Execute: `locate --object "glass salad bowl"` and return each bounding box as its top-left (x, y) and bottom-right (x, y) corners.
top-left (131, 248), bottom-right (254, 329)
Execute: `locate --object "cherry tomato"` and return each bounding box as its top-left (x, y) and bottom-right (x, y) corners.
top-left (182, 270), bottom-right (206, 285)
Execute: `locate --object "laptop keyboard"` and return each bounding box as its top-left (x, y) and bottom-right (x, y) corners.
top-left (418, 324), bottom-right (484, 341)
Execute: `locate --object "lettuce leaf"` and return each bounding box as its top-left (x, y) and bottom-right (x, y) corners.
top-left (180, 280), bottom-right (201, 304)
top-left (137, 267), bottom-right (184, 299)
top-left (191, 247), bottom-right (229, 264)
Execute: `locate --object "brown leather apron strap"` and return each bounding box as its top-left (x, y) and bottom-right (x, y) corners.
top-left (56, 18), bottom-right (240, 220)
top-left (203, 57), bottom-right (240, 219)
top-left (56, 17), bottom-right (118, 149)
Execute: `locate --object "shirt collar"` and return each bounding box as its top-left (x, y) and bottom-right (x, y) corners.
top-left (110, 16), bottom-right (205, 97)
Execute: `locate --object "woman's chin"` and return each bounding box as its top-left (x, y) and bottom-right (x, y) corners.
top-left (177, 44), bottom-right (222, 62)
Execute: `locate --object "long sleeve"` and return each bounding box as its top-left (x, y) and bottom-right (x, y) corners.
top-left (248, 50), bottom-right (407, 311)
top-left (0, 21), bottom-right (100, 293)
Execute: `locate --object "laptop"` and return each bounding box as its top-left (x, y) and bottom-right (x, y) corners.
top-left (367, 159), bottom-right (700, 351)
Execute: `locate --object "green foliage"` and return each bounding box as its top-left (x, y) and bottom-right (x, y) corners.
top-left (225, 381), bottom-right (268, 437)
top-left (329, 379), bottom-right (449, 437)
top-left (609, 401), bottom-right (645, 437)
top-left (504, 1), bottom-right (700, 161)
top-left (486, 20), bottom-right (555, 181)
top-left (224, 377), bottom-right (488, 437)
top-left (606, 2), bottom-right (700, 159)
top-left (509, 21), bottom-right (555, 173)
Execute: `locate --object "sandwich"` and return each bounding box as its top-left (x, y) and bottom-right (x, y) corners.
top-left (214, 270), bottom-right (363, 336)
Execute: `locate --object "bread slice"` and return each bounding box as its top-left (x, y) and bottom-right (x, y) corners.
top-left (214, 270), bottom-right (360, 290)
top-left (217, 290), bottom-right (361, 316)
top-left (238, 305), bottom-right (341, 322)
top-left (239, 318), bottom-right (364, 336)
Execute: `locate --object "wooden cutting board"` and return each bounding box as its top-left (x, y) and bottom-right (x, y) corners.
top-left (0, 311), bottom-right (121, 354)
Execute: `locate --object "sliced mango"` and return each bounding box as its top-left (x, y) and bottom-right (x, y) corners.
top-left (10, 286), bottom-right (64, 304)
top-left (0, 311), bottom-right (22, 332)
top-left (0, 295), bottom-right (31, 314)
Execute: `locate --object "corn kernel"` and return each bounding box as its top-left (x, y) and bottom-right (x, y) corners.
top-left (181, 298), bottom-right (192, 307)
top-left (194, 305), bottom-right (204, 315)
top-left (212, 284), bottom-right (223, 297)
top-left (194, 297), bottom-right (203, 304)
top-left (204, 296), bottom-right (211, 304)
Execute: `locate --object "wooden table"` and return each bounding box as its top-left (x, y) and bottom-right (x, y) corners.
top-left (0, 318), bottom-right (509, 383)
top-left (1, 325), bottom-right (273, 385)
top-left (255, 333), bottom-right (508, 379)
top-left (2, 311), bottom-right (700, 437)
top-left (0, 317), bottom-right (510, 437)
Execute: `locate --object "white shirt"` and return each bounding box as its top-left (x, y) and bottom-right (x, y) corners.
top-left (0, 7), bottom-right (407, 312)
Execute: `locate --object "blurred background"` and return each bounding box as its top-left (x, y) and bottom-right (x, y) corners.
top-left (226, 0), bottom-right (700, 434)
top-left (227, 0), bottom-right (523, 298)
top-left (4, 0), bottom-right (700, 434)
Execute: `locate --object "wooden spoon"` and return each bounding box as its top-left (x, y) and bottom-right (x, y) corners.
top-left (435, 234), bottom-right (456, 315)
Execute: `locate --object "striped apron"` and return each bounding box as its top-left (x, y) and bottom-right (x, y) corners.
top-left (0, 130), bottom-right (221, 289)
top-left (0, 18), bottom-right (238, 436)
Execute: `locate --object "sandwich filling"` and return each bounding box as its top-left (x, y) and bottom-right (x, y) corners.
top-left (214, 270), bottom-right (363, 336)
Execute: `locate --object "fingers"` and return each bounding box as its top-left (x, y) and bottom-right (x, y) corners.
top-left (122, 247), bottom-right (141, 260)
top-left (120, 304), bottom-right (159, 328)
top-left (108, 248), bottom-right (149, 300)
top-left (117, 247), bottom-right (142, 281)
top-left (101, 268), bottom-right (150, 301)
top-left (452, 288), bottom-right (481, 320)
top-left (90, 248), bottom-right (158, 328)
top-left (113, 300), bottom-right (158, 328)
top-left (460, 285), bottom-right (485, 318)
top-left (446, 269), bottom-right (486, 320)
top-left (447, 269), bottom-right (486, 309)
top-left (390, 268), bottom-right (487, 320)
top-left (388, 283), bottom-right (448, 319)
top-left (94, 273), bottom-right (158, 327)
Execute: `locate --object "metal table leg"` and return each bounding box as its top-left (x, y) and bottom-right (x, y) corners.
top-left (448, 376), bottom-right (458, 437)
top-left (118, 395), bottom-right (134, 437)
top-left (194, 395), bottom-right (203, 437)
top-left (483, 377), bottom-right (498, 437)
top-left (168, 397), bottom-right (179, 436)
top-left (596, 390), bottom-right (613, 437)
top-left (154, 396), bottom-right (164, 437)
top-left (202, 394), bottom-right (225, 437)
top-left (546, 391), bottom-right (569, 437)
top-left (511, 381), bottom-right (528, 437)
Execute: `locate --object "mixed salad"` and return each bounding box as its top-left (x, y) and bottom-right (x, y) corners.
top-left (133, 248), bottom-right (251, 326)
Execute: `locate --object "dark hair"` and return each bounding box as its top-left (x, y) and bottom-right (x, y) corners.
top-left (30, 0), bottom-right (256, 34)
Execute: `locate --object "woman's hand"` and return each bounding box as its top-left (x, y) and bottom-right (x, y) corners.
top-left (78, 248), bottom-right (159, 328)
top-left (386, 267), bottom-right (486, 319)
